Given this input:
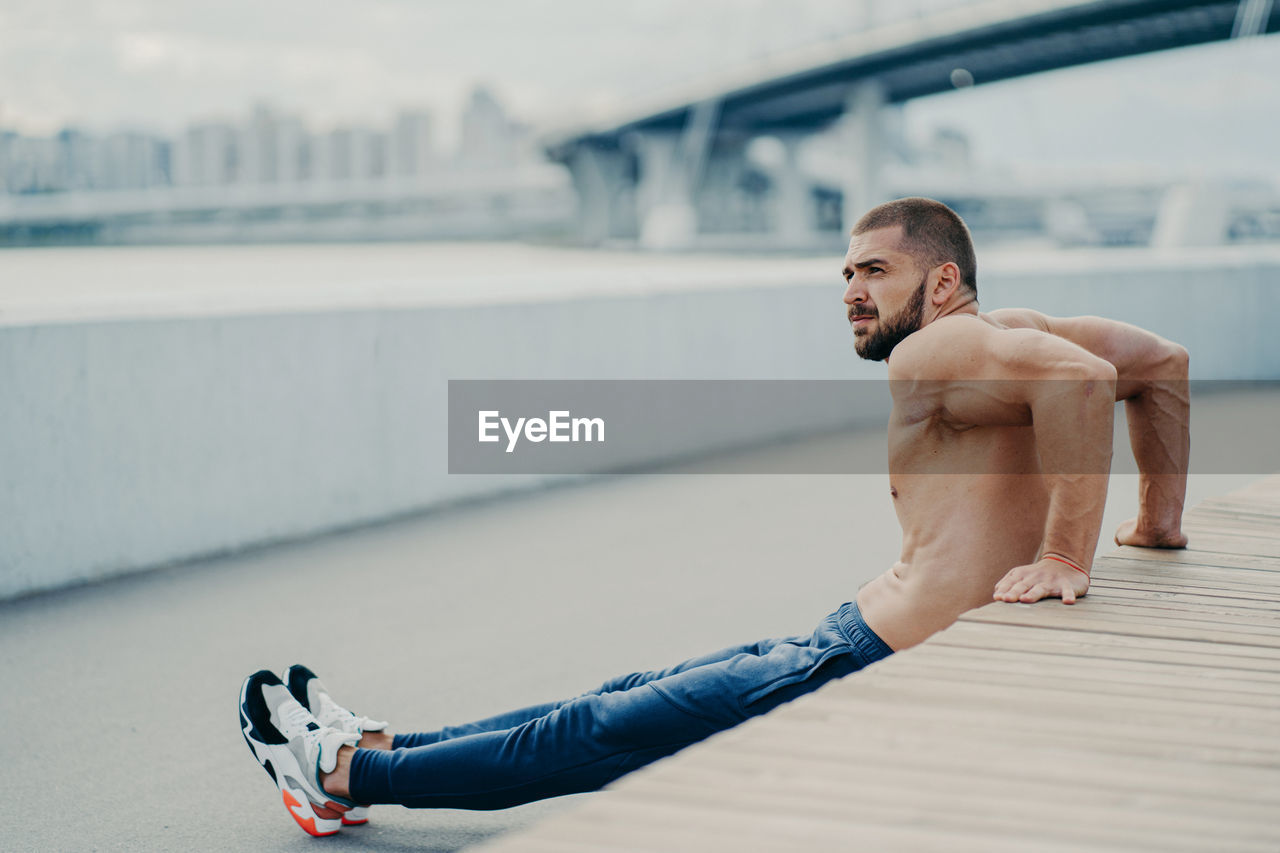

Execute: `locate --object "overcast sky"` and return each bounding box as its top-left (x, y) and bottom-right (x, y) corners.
top-left (1, 0), bottom-right (1277, 176)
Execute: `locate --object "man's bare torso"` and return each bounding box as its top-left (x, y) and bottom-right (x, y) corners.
top-left (857, 311), bottom-right (1058, 650)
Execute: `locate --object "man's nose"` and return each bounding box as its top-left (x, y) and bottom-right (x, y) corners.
top-left (843, 277), bottom-right (865, 305)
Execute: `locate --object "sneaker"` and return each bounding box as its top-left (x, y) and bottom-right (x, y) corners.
top-left (239, 669), bottom-right (361, 837)
top-left (282, 664), bottom-right (387, 826)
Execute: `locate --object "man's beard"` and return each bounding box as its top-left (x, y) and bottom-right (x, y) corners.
top-left (853, 274), bottom-right (928, 362)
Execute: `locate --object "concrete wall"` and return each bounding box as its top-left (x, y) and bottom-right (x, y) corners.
top-left (3, 248), bottom-right (1277, 598)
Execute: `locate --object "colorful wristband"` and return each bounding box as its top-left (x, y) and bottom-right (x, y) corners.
top-left (1043, 553), bottom-right (1089, 578)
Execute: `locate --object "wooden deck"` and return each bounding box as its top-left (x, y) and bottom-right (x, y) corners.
top-left (474, 475), bottom-right (1280, 853)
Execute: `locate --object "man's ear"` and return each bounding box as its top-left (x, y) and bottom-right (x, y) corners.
top-left (932, 262), bottom-right (962, 304)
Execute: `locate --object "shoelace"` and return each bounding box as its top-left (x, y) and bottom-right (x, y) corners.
top-left (315, 691), bottom-right (384, 734)
top-left (314, 693), bottom-right (350, 727)
top-left (280, 699), bottom-right (325, 751)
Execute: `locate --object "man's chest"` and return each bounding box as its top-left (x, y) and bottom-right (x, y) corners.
top-left (887, 412), bottom-right (1040, 476)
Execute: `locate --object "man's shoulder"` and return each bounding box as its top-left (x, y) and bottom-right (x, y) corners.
top-left (891, 313), bottom-right (1083, 382)
top-left (902, 314), bottom-right (990, 348)
top-left (889, 315), bottom-right (996, 379)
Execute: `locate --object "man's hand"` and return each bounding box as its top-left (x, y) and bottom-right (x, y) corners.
top-left (993, 558), bottom-right (1090, 605)
top-left (1114, 518), bottom-right (1188, 549)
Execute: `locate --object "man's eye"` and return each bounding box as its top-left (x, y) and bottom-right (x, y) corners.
top-left (868, 267), bottom-right (883, 274)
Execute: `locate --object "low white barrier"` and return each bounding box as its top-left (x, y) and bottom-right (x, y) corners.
top-left (2, 245), bottom-right (1276, 598)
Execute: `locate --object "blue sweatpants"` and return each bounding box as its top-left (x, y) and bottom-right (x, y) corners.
top-left (348, 601), bottom-right (892, 810)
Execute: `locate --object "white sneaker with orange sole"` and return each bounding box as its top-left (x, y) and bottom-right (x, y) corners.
top-left (239, 669), bottom-right (362, 837)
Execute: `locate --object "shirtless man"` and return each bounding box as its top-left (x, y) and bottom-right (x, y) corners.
top-left (237, 197), bottom-right (1191, 836)
top-left (846, 198), bottom-right (1190, 649)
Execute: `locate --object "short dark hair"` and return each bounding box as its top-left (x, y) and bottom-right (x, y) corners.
top-left (852, 197), bottom-right (977, 295)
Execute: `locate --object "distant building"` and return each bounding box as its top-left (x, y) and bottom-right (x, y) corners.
top-left (173, 123), bottom-right (238, 186)
top-left (55, 129), bottom-right (99, 191)
top-left (0, 131), bottom-right (12, 193)
top-left (3, 133), bottom-right (61, 193)
top-left (96, 131), bottom-right (169, 190)
top-left (237, 104), bottom-right (308, 185)
top-left (313, 127), bottom-right (387, 182)
top-left (459, 87), bottom-right (517, 167)
top-left (391, 110), bottom-right (435, 178)
top-left (275, 116), bottom-right (307, 183)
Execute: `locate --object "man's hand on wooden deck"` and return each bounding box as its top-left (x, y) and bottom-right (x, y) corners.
top-left (993, 556), bottom-right (1091, 605)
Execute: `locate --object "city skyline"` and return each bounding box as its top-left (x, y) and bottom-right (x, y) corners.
top-left (1, 1), bottom-right (1278, 178)
top-left (0, 89), bottom-right (537, 195)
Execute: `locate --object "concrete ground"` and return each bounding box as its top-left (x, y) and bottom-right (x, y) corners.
top-left (1, 401), bottom-right (1270, 852)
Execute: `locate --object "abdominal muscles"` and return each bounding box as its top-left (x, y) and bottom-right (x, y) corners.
top-left (857, 472), bottom-right (1049, 651)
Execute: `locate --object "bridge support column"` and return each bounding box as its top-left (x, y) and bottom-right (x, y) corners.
top-left (635, 133), bottom-right (694, 249)
top-left (636, 99), bottom-right (719, 250)
top-left (840, 80), bottom-right (888, 232)
top-left (774, 134), bottom-right (815, 245)
top-left (1151, 182), bottom-right (1230, 248)
top-left (568, 145), bottom-right (632, 246)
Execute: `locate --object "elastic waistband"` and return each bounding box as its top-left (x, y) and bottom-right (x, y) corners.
top-left (835, 601), bottom-right (894, 664)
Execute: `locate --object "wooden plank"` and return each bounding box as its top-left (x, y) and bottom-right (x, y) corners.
top-left (1096, 555), bottom-right (1280, 578)
top-left (717, 726), bottom-right (1280, 805)
top-left (777, 703), bottom-right (1280, 771)
top-left (1195, 497), bottom-right (1280, 518)
top-left (1105, 547), bottom-right (1280, 571)
top-left (1095, 566), bottom-right (1280, 591)
top-left (1073, 593), bottom-right (1280, 623)
top-left (1184, 520), bottom-right (1280, 541)
top-left (882, 643), bottom-right (1280, 692)
top-left (974, 597), bottom-right (1280, 633)
top-left (1183, 518), bottom-right (1280, 539)
top-left (511, 795), bottom-right (1144, 853)
top-left (1184, 507), bottom-right (1280, 530)
top-left (960, 603), bottom-right (1280, 647)
top-left (620, 755), bottom-right (1280, 847)
top-left (608, 770), bottom-right (1277, 853)
top-left (877, 656), bottom-right (1280, 703)
top-left (790, 688), bottom-right (1279, 753)
top-left (830, 671), bottom-right (1280, 730)
top-left (805, 674), bottom-right (1280, 733)
top-left (1186, 500), bottom-right (1280, 519)
top-left (1194, 492), bottom-right (1280, 508)
top-left (1180, 535), bottom-right (1280, 559)
top-left (931, 621), bottom-right (1280, 670)
top-left (644, 749), bottom-right (1280, 830)
top-left (1092, 564), bottom-right (1280, 593)
top-left (1089, 578), bottom-right (1280, 604)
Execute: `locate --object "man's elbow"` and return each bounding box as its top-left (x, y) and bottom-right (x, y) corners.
top-left (1046, 356), bottom-right (1117, 407)
top-left (1078, 356), bottom-right (1119, 390)
top-left (1139, 339), bottom-right (1188, 379)
top-left (1160, 343), bottom-right (1190, 377)
top-left (1070, 358), bottom-right (1118, 410)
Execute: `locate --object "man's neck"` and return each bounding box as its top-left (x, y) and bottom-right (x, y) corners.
top-left (928, 295), bottom-right (980, 325)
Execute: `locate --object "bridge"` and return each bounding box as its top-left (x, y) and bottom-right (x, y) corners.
top-left (544, 0), bottom-right (1280, 248)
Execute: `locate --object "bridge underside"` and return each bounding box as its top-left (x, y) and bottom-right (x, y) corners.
top-left (547, 1), bottom-right (1277, 248)
top-left (552, 1), bottom-right (1272, 149)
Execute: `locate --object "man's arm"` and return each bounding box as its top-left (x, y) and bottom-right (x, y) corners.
top-left (890, 319), bottom-right (1118, 604)
top-left (989, 309), bottom-right (1190, 548)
